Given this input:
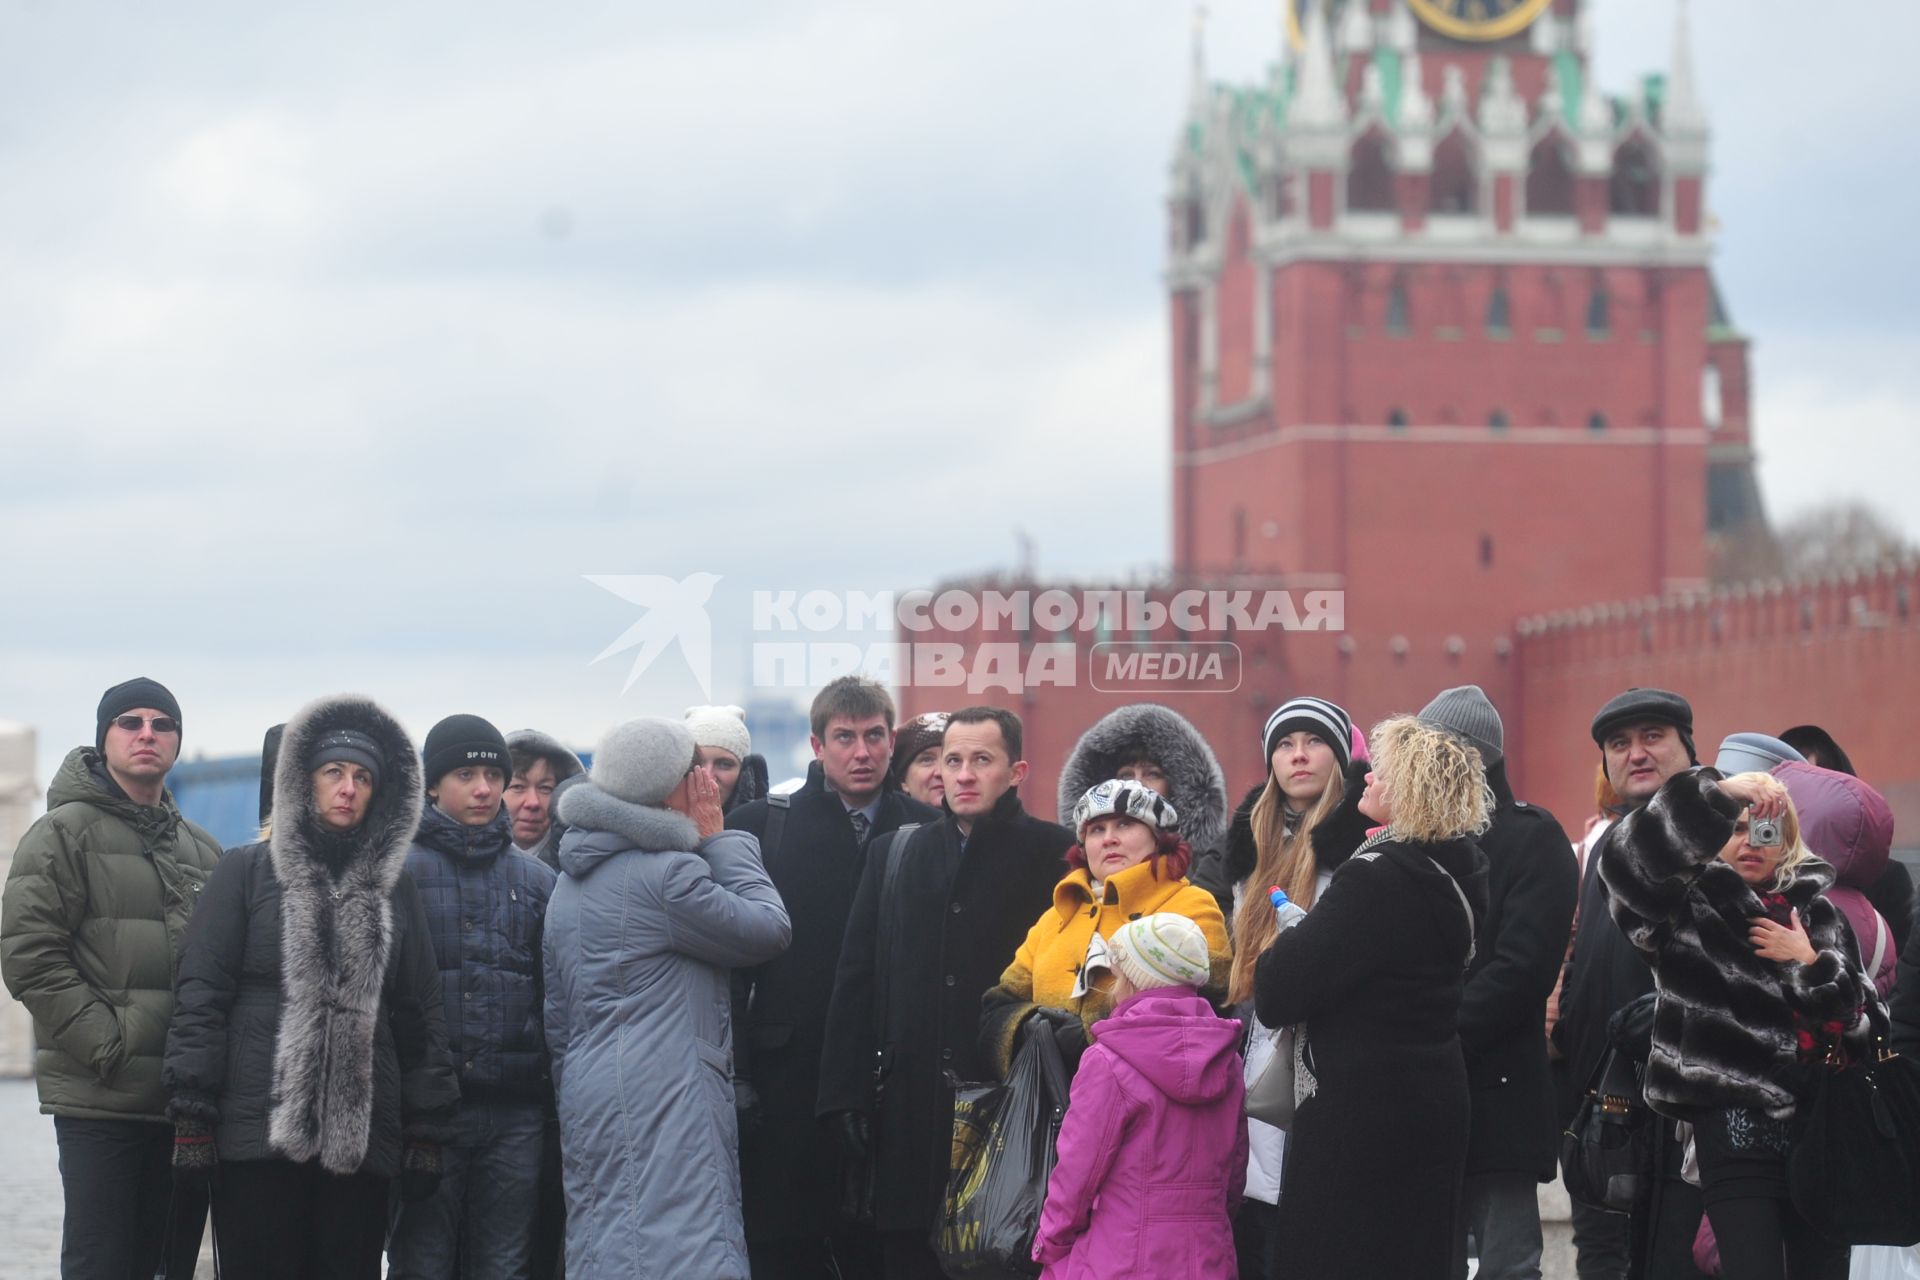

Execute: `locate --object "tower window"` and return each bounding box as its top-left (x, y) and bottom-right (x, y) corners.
top-left (1486, 285), bottom-right (1511, 337)
top-left (1386, 275), bottom-right (1411, 336)
top-left (1387, 409), bottom-right (1409, 431)
top-left (1185, 198), bottom-right (1207, 249)
top-left (1347, 130), bottom-right (1396, 213)
top-left (1233, 507), bottom-right (1248, 565)
top-left (1588, 412), bottom-right (1609, 433)
top-left (1702, 364), bottom-right (1723, 429)
top-left (1430, 130), bottom-right (1477, 215)
top-left (1586, 283), bottom-right (1611, 338)
top-left (1610, 136), bottom-right (1662, 217)
top-left (1488, 410), bottom-right (1510, 433)
top-left (1479, 535), bottom-right (1494, 568)
top-left (1526, 135), bottom-right (1576, 216)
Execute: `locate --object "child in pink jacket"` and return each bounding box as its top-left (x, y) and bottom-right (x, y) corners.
top-left (1031, 912), bottom-right (1247, 1279)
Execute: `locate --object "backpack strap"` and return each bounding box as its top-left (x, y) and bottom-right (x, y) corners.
top-left (872, 824), bottom-right (922, 1059)
top-left (763, 792), bottom-right (791, 863)
top-left (1869, 909), bottom-right (1890, 980)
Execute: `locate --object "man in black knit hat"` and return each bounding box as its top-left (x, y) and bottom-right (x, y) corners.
top-left (390, 714), bottom-right (558, 1280)
top-left (2, 677), bottom-right (223, 1280)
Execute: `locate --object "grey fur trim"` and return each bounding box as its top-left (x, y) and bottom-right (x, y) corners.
top-left (557, 780), bottom-right (700, 853)
top-left (265, 694), bottom-right (422, 1175)
top-left (505, 728), bottom-right (585, 782)
top-left (1056, 704), bottom-right (1229, 858)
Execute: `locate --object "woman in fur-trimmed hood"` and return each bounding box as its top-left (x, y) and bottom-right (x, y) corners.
top-left (1055, 704), bottom-right (1230, 865)
top-left (165, 695), bottom-right (459, 1278)
top-left (1600, 767), bottom-right (1873, 1279)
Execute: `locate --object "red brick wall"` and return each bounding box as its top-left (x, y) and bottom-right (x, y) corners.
top-left (1514, 563), bottom-right (1920, 845)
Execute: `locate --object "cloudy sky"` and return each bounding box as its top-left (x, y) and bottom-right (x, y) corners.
top-left (1, 0), bottom-right (1914, 790)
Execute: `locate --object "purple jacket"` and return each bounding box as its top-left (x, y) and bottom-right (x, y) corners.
top-left (1032, 987), bottom-right (1246, 1279)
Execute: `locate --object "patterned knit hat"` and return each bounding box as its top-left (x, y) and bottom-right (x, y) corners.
top-left (683, 705), bottom-right (751, 762)
top-left (1102, 913), bottom-right (1210, 991)
top-left (1070, 778), bottom-right (1178, 838)
top-left (1263, 696), bottom-right (1353, 771)
top-left (889, 711), bottom-right (950, 786)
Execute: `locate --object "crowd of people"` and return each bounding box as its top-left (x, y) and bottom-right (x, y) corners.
top-left (0, 671), bottom-right (1910, 1279)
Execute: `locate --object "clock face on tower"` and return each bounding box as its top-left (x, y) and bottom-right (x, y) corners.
top-left (1404, 0), bottom-right (1554, 43)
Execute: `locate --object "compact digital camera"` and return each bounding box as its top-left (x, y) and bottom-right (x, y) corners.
top-left (1749, 817), bottom-right (1783, 848)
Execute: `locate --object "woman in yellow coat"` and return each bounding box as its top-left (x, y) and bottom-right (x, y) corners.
top-left (979, 779), bottom-right (1230, 1076)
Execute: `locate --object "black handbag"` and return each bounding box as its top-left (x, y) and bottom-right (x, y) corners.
top-left (1561, 1042), bottom-right (1655, 1213)
top-left (1787, 1004), bottom-right (1920, 1246)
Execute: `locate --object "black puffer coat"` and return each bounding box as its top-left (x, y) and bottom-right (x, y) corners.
top-left (1599, 768), bottom-right (1873, 1120)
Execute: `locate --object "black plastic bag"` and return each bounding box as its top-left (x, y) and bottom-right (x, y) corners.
top-left (934, 1027), bottom-right (1071, 1279)
top-left (1788, 1007), bottom-right (1920, 1246)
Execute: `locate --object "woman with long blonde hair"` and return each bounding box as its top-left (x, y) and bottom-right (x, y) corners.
top-left (1191, 694), bottom-right (1364, 1280)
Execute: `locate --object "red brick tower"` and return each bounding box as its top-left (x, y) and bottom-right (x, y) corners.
top-left (904, 0), bottom-right (1758, 815)
top-left (1165, 0), bottom-right (1741, 743)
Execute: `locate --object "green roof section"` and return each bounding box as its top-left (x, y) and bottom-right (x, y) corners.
top-left (1372, 46), bottom-right (1403, 125)
top-left (1553, 50), bottom-right (1581, 129)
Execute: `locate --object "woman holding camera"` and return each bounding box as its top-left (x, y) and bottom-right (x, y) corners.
top-left (1600, 769), bottom-right (1872, 1280)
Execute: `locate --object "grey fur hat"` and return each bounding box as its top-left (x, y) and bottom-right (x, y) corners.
top-left (590, 717), bottom-right (697, 807)
top-left (1056, 704), bottom-right (1228, 858)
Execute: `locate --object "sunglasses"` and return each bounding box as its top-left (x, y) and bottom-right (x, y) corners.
top-left (112, 715), bottom-right (180, 734)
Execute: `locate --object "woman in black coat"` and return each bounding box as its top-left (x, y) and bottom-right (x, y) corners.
top-left (165, 695), bottom-right (459, 1279)
top-left (1600, 768), bottom-right (1870, 1280)
top-left (1253, 715), bottom-right (1490, 1280)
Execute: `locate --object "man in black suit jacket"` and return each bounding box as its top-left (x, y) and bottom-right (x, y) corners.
top-left (728, 677), bottom-right (937, 1280)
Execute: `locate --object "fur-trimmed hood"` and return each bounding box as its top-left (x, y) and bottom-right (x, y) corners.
top-left (1057, 705), bottom-right (1229, 857)
top-left (556, 780), bottom-right (702, 878)
top-left (269, 695), bottom-right (422, 886)
top-left (264, 694), bottom-right (424, 1174)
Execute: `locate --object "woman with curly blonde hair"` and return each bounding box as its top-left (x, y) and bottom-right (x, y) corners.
top-left (1252, 715), bottom-right (1491, 1279)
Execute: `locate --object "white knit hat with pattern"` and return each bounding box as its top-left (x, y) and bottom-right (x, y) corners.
top-left (1103, 912), bottom-right (1210, 992)
top-left (683, 704), bottom-right (751, 762)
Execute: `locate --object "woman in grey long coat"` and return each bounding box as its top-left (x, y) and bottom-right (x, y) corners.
top-left (544, 717), bottom-right (791, 1279)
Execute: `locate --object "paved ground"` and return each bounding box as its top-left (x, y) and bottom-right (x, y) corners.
top-left (3, 1074), bottom-right (1582, 1279)
top-left (1, 1079), bottom-right (65, 1278)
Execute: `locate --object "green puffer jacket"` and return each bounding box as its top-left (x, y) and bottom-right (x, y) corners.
top-left (2, 747), bottom-right (223, 1121)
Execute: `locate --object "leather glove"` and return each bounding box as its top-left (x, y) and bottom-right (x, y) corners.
top-left (172, 1115), bottom-right (218, 1186)
top-left (826, 1110), bottom-right (871, 1164)
top-left (1022, 1007), bottom-right (1090, 1072)
top-left (399, 1140), bottom-right (443, 1203)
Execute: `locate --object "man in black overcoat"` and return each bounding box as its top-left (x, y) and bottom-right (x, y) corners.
top-left (1421, 687), bottom-right (1578, 1280)
top-left (817, 706), bottom-right (1071, 1280)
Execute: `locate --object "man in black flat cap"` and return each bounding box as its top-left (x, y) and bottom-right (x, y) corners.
top-left (1556, 688), bottom-right (1704, 1280)
top-left (2, 677), bottom-right (224, 1280)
